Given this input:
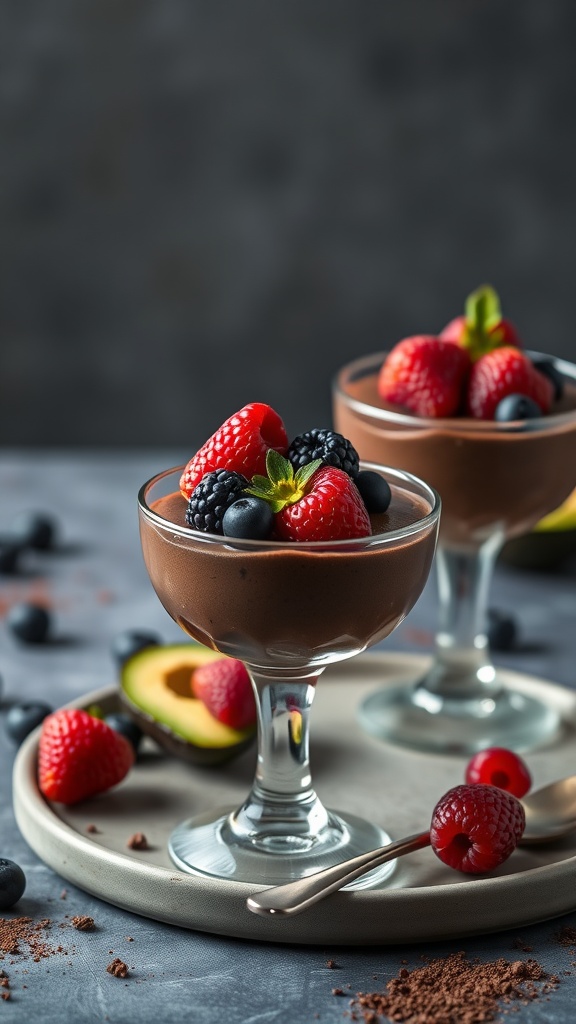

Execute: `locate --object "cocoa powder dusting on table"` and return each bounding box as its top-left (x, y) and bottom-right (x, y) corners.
top-left (348, 952), bottom-right (559, 1024)
top-left (555, 926), bottom-right (576, 948)
top-left (0, 918), bottom-right (60, 963)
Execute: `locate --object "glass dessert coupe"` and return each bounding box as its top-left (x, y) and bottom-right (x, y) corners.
top-left (138, 462), bottom-right (440, 886)
top-left (334, 351), bottom-right (576, 755)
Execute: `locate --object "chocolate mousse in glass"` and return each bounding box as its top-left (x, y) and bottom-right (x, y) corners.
top-left (138, 462), bottom-right (439, 885)
top-left (334, 351), bottom-right (576, 754)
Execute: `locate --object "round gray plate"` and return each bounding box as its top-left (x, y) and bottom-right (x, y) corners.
top-left (13, 653), bottom-right (576, 945)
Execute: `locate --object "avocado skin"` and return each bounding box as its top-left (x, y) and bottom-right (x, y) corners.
top-left (119, 644), bottom-right (256, 766)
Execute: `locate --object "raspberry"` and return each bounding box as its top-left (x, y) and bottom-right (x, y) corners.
top-left (192, 658), bottom-right (256, 730)
top-left (465, 747), bottom-right (532, 798)
top-left (38, 709), bottom-right (135, 805)
top-left (185, 470), bottom-right (248, 534)
top-left (179, 403), bottom-right (288, 498)
top-left (466, 347), bottom-right (554, 420)
top-left (430, 783), bottom-right (525, 874)
top-left (286, 429), bottom-right (360, 479)
top-left (378, 336), bottom-right (471, 418)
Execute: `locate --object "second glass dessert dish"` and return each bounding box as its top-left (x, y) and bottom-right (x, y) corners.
top-left (334, 290), bottom-right (576, 755)
top-left (138, 443), bottom-right (439, 887)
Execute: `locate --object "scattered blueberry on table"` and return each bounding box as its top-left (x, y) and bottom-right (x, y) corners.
top-left (111, 629), bottom-right (162, 667)
top-left (487, 609), bottom-right (518, 652)
top-left (0, 858), bottom-right (26, 911)
top-left (5, 702), bottom-right (53, 745)
top-left (104, 712), bottom-right (143, 755)
top-left (6, 603), bottom-right (52, 644)
top-left (8, 511), bottom-right (58, 551)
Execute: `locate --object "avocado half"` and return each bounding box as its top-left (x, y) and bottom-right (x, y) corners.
top-left (119, 643), bottom-right (256, 766)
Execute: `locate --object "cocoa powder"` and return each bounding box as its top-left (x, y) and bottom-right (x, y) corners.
top-left (0, 917), bottom-right (63, 962)
top-left (348, 952), bottom-right (559, 1024)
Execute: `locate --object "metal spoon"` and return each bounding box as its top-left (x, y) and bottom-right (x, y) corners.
top-left (247, 775), bottom-right (576, 918)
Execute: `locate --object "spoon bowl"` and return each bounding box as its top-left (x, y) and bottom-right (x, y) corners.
top-left (247, 775), bottom-right (576, 918)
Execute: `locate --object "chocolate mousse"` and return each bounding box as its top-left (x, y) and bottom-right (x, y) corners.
top-left (334, 355), bottom-right (576, 549)
top-left (139, 472), bottom-right (439, 670)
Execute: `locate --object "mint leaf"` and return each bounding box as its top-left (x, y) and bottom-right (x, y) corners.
top-left (465, 285), bottom-right (501, 333)
top-left (294, 459), bottom-right (322, 491)
top-left (266, 449), bottom-right (294, 486)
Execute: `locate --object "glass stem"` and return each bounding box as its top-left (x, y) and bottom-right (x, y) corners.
top-left (419, 533), bottom-right (504, 703)
top-left (227, 668), bottom-right (333, 847)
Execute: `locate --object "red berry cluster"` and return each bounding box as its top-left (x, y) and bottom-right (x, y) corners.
top-left (180, 403), bottom-right (391, 543)
top-left (430, 746), bottom-right (531, 874)
top-left (378, 285), bottom-right (555, 420)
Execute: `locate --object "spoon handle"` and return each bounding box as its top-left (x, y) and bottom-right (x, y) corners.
top-left (246, 831), bottom-right (431, 917)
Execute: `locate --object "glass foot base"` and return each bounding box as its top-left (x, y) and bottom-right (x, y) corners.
top-left (169, 806), bottom-right (396, 888)
top-left (358, 676), bottom-right (561, 755)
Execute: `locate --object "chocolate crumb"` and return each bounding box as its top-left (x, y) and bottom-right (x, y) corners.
top-left (350, 952), bottom-right (559, 1023)
top-left (1, 991), bottom-right (10, 1000)
top-left (332, 987), bottom-right (345, 996)
top-left (512, 937), bottom-right (534, 952)
top-left (107, 958), bottom-right (129, 979)
top-left (126, 937), bottom-right (134, 942)
top-left (60, 890), bottom-right (67, 900)
top-left (556, 925), bottom-right (576, 947)
top-left (326, 959), bottom-right (338, 969)
top-left (86, 824), bottom-right (99, 834)
top-left (70, 916), bottom-right (95, 932)
top-left (126, 832), bottom-right (150, 851)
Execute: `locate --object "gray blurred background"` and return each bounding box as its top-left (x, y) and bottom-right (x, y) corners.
top-left (1, 0), bottom-right (575, 448)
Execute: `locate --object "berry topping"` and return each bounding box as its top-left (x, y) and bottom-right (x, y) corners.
top-left (355, 471), bottom-right (392, 514)
top-left (192, 657), bottom-right (256, 730)
top-left (104, 712), bottom-right (144, 755)
top-left (222, 496), bottom-right (274, 540)
top-left (179, 403), bottom-right (288, 499)
top-left (246, 451), bottom-right (371, 542)
top-left (440, 285), bottom-right (522, 359)
top-left (7, 602), bottom-right (51, 644)
top-left (0, 859), bottom-right (26, 911)
top-left (38, 708), bottom-right (135, 805)
top-left (430, 783), bottom-right (525, 874)
top-left (467, 346), bottom-right (554, 420)
top-left (487, 608), bottom-right (518, 652)
top-left (186, 469), bottom-right (249, 534)
top-left (465, 748), bottom-right (532, 798)
top-left (5, 701), bottom-right (53, 745)
top-left (287, 428), bottom-right (360, 480)
top-left (111, 629), bottom-right (162, 667)
top-left (378, 336), bottom-right (471, 418)
top-left (494, 394), bottom-right (542, 422)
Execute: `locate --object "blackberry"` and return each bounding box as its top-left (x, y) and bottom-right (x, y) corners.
top-left (287, 429), bottom-right (360, 479)
top-left (186, 470), bottom-right (249, 534)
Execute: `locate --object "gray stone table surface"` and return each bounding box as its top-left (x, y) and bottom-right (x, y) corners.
top-left (0, 450), bottom-right (575, 1023)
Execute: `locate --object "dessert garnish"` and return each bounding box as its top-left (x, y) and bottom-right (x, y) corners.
top-left (179, 401), bottom-right (289, 499)
top-left (465, 747), bottom-right (532, 798)
top-left (378, 284), bottom-right (556, 421)
top-left (181, 409), bottom-right (393, 542)
top-left (38, 709), bottom-right (135, 805)
top-left (119, 643), bottom-right (256, 765)
top-left (192, 657), bottom-right (256, 730)
top-left (430, 782), bottom-right (525, 873)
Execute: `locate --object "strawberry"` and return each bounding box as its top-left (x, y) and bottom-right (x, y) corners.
top-left (38, 709), bottom-right (135, 805)
top-left (467, 346), bottom-right (554, 419)
top-left (192, 658), bottom-right (256, 730)
top-left (245, 450), bottom-right (371, 542)
top-left (378, 335), bottom-right (471, 418)
top-left (440, 284), bottom-right (522, 358)
top-left (180, 403), bottom-right (288, 499)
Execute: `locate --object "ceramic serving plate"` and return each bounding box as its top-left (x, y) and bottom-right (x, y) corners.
top-left (13, 653), bottom-right (576, 945)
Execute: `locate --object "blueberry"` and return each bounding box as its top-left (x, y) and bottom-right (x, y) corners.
top-left (9, 511), bottom-right (57, 551)
top-left (104, 712), bottom-right (143, 754)
top-left (487, 609), bottom-right (518, 652)
top-left (5, 702), bottom-right (52, 745)
top-left (0, 859), bottom-right (26, 910)
top-left (6, 603), bottom-right (51, 644)
top-left (355, 471), bottom-right (392, 514)
top-left (494, 394), bottom-right (542, 422)
top-left (222, 498), bottom-right (274, 540)
top-left (111, 630), bottom-right (161, 667)
top-left (0, 543), bottom-right (22, 575)
top-left (532, 357), bottom-right (564, 402)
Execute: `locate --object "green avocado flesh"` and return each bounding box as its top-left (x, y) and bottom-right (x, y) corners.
top-left (119, 644), bottom-right (255, 766)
